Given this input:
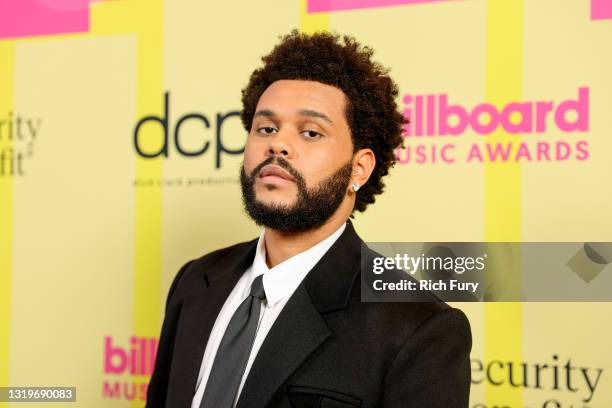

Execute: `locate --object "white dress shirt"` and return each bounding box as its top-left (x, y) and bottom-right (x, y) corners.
top-left (191, 222), bottom-right (347, 408)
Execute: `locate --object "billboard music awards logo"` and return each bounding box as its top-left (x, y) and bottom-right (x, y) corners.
top-left (397, 87), bottom-right (590, 164)
top-left (102, 336), bottom-right (159, 402)
top-left (0, 112), bottom-right (42, 177)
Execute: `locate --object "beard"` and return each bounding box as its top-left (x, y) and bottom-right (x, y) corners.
top-left (240, 156), bottom-right (353, 233)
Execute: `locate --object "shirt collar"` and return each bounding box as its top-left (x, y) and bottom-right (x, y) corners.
top-left (249, 222), bottom-right (347, 307)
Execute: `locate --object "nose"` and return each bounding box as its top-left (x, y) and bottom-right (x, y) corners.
top-left (267, 130), bottom-right (293, 158)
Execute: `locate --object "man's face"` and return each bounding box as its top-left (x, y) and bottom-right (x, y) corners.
top-left (240, 79), bottom-right (355, 232)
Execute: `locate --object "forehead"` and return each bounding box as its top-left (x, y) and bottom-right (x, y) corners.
top-left (255, 79), bottom-right (347, 121)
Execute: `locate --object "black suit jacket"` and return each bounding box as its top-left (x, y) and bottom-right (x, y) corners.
top-left (146, 222), bottom-right (472, 407)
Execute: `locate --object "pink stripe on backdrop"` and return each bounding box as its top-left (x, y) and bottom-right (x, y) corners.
top-left (591, 0), bottom-right (612, 20)
top-left (308, 0), bottom-right (450, 13)
top-left (0, 0), bottom-right (91, 39)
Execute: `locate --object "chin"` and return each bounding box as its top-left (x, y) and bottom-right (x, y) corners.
top-left (255, 185), bottom-right (296, 202)
top-left (254, 192), bottom-right (297, 209)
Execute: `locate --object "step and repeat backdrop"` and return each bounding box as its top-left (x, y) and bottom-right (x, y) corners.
top-left (1, 0), bottom-right (611, 407)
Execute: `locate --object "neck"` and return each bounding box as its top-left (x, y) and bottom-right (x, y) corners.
top-left (263, 211), bottom-right (348, 268)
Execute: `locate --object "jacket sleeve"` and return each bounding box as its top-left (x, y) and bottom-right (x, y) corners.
top-left (145, 260), bottom-right (194, 408)
top-left (381, 307), bottom-right (472, 407)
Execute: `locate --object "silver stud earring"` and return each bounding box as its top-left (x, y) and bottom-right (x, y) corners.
top-left (351, 182), bottom-right (360, 192)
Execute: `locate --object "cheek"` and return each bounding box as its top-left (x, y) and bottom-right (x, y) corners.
top-left (302, 150), bottom-right (345, 181)
top-left (243, 136), bottom-right (264, 172)
top-left (297, 167), bottom-right (327, 190)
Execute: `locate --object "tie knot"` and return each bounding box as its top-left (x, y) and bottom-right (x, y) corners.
top-left (250, 274), bottom-right (266, 300)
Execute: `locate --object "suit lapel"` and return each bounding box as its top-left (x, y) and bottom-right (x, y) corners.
top-left (236, 221), bottom-right (363, 408)
top-left (165, 240), bottom-right (257, 407)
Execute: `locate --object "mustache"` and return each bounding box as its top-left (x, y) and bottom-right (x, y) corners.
top-left (249, 156), bottom-right (303, 182)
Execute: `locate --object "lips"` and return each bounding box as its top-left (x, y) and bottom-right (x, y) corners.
top-left (258, 165), bottom-right (295, 182)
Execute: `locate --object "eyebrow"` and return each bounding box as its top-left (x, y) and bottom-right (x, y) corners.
top-left (253, 108), bottom-right (334, 126)
top-left (298, 109), bottom-right (334, 125)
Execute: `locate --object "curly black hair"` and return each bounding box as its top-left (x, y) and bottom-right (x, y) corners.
top-left (240, 30), bottom-right (405, 213)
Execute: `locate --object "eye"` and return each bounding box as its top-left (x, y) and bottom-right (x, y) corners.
top-left (257, 126), bottom-right (277, 135)
top-left (301, 130), bottom-right (322, 139)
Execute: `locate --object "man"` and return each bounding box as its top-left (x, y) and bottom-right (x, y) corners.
top-left (147, 30), bottom-right (471, 408)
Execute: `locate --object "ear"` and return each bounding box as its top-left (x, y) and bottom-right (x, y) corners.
top-left (351, 148), bottom-right (376, 190)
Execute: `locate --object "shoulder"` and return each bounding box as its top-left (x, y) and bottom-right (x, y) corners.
top-left (350, 292), bottom-right (464, 339)
top-left (188, 239), bottom-right (257, 272)
top-left (351, 244), bottom-right (471, 348)
top-left (165, 238), bottom-right (258, 306)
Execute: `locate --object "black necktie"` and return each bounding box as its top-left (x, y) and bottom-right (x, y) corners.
top-left (200, 274), bottom-right (267, 408)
